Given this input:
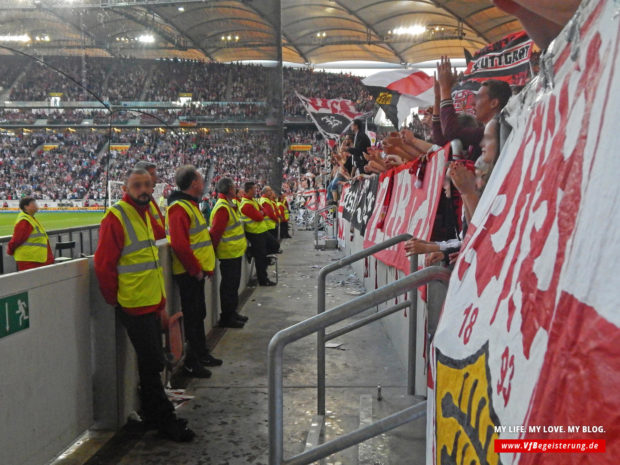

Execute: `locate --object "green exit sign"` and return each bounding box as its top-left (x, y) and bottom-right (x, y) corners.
top-left (0, 292), bottom-right (30, 339)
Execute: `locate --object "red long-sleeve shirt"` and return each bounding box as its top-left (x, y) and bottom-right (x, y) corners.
top-left (240, 195), bottom-right (265, 222)
top-left (149, 198), bottom-right (166, 240)
top-left (167, 198), bottom-right (208, 277)
top-left (7, 218), bottom-right (54, 271)
top-left (261, 196), bottom-right (279, 222)
top-left (209, 194), bottom-right (231, 250)
top-left (94, 194), bottom-right (165, 316)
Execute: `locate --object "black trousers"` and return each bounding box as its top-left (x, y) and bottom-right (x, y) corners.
top-left (173, 273), bottom-right (208, 366)
top-left (116, 309), bottom-right (174, 425)
top-left (268, 227), bottom-right (278, 240)
top-left (246, 231), bottom-right (269, 283)
top-left (264, 230), bottom-right (280, 254)
top-left (280, 221), bottom-right (290, 238)
top-left (219, 257), bottom-right (242, 320)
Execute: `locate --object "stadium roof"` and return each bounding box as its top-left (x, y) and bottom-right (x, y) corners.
top-left (0, 1), bottom-right (521, 65)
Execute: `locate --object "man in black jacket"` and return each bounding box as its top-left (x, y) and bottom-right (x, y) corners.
top-left (346, 119), bottom-right (371, 175)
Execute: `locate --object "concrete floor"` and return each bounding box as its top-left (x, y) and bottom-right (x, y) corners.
top-left (83, 231), bottom-right (426, 465)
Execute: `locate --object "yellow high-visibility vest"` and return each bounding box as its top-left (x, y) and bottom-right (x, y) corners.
top-left (209, 198), bottom-right (247, 259)
top-left (13, 212), bottom-right (49, 263)
top-left (106, 200), bottom-right (166, 308)
top-left (239, 198), bottom-right (269, 234)
top-left (149, 198), bottom-right (164, 229)
top-left (281, 200), bottom-right (290, 221)
top-left (166, 199), bottom-right (215, 275)
top-left (276, 201), bottom-right (289, 222)
top-left (258, 197), bottom-right (277, 230)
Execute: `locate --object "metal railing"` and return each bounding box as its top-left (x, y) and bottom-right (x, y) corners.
top-left (313, 205), bottom-right (338, 249)
top-left (317, 233), bottom-right (412, 415)
top-left (0, 224), bottom-right (100, 275)
top-left (268, 265), bottom-right (452, 465)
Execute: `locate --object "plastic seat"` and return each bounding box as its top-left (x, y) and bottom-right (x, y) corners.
top-left (55, 241), bottom-right (76, 262)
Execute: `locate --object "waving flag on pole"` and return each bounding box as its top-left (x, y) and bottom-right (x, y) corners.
top-left (296, 92), bottom-right (364, 140)
top-left (362, 69), bottom-right (434, 128)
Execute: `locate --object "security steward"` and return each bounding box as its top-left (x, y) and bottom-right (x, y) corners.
top-left (7, 197), bottom-right (54, 271)
top-left (240, 182), bottom-right (277, 287)
top-left (135, 160), bottom-right (165, 240)
top-left (210, 177), bottom-right (248, 328)
top-left (95, 168), bottom-right (194, 442)
top-left (167, 165), bottom-right (222, 378)
top-left (277, 193), bottom-right (292, 239)
top-left (259, 186), bottom-right (280, 240)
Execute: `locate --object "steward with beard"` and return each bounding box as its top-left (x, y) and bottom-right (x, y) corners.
top-left (95, 168), bottom-right (194, 442)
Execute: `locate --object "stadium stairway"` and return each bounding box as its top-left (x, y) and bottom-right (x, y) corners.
top-left (57, 231), bottom-right (424, 465)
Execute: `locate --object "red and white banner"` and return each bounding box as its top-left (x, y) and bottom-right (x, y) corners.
top-left (302, 190), bottom-right (318, 211)
top-left (429, 0), bottom-right (620, 463)
top-left (318, 189), bottom-right (327, 211)
top-left (296, 92), bottom-right (363, 139)
top-left (337, 184), bottom-right (350, 248)
top-left (363, 68), bottom-right (435, 128)
top-left (364, 147), bottom-right (449, 273)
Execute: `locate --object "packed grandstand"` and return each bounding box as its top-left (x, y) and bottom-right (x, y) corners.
top-left (0, 59), bottom-right (374, 202)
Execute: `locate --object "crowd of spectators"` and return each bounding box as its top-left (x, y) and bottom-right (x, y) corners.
top-left (0, 131), bottom-right (105, 201)
top-left (0, 128), bottom-right (294, 201)
top-left (282, 67), bottom-right (374, 118)
top-left (0, 56), bottom-right (25, 93)
top-left (2, 56), bottom-right (372, 122)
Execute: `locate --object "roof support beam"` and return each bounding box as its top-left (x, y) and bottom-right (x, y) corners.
top-left (238, 1), bottom-right (309, 63)
top-left (427, 1), bottom-right (491, 43)
top-left (331, 0), bottom-right (406, 63)
top-left (114, 6), bottom-right (215, 60)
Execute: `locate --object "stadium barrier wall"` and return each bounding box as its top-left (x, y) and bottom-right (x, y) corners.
top-left (2, 241), bottom-right (254, 464)
top-left (0, 259), bottom-right (93, 465)
top-left (91, 240), bottom-right (253, 430)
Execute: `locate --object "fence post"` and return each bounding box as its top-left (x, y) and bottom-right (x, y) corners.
top-left (407, 254), bottom-right (418, 396)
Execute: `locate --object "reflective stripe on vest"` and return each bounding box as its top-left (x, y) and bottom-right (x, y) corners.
top-left (13, 212), bottom-right (49, 263)
top-left (239, 198), bottom-right (269, 234)
top-left (108, 201), bottom-right (166, 308)
top-left (280, 201), bottom-right (290, 221)
top-left (166, 199), bottom-right (216, 274)
top-left (149, 199), bottom-right (164, 229)
top-left (258, 197), bottom-right (277, 230)
top-left (209, 199), bottom-right (247, 259)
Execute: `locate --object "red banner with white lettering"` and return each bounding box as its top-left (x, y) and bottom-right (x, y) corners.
top-left (303, 190), bottom-right (318, 211)
top-left (364, 147), bottom-right (449, 273)
top-left (428, 1), bottom-right (620, 463)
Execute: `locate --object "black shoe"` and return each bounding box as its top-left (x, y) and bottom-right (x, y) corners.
top-left (276, 249), bottom-right (284, 254)
top-left (140, 416), bottom-right (187, 432)
top-left (232, 312), bottom-right (248, 322)
top-left (259, 279), bottom-right (277, 286)
top-left (158, 417), bottom-right (195, 442)
top-left (183, 364), bottom-right (212, 378)
top-left (219, 318), bottom-right (245, 328)
top-left (199, 353), bottom-right (223, 367)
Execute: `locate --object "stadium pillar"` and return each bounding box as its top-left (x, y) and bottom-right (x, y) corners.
top-left (267, 0), bottom-right (284, 194)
